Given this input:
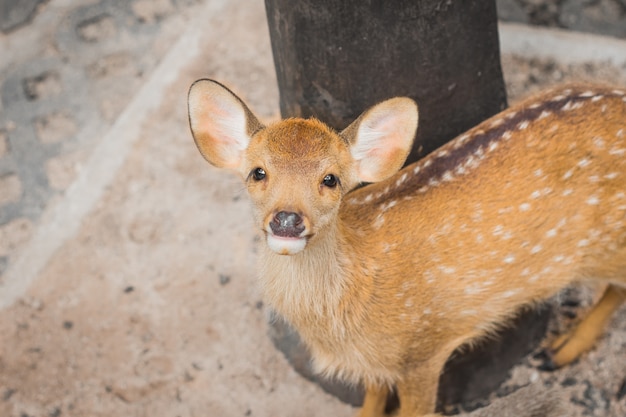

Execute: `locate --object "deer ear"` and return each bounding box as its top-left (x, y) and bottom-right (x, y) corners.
top-left (188, 79), bottom-right (263, 169)
top-left (342, 98), bottom-right (418, 183)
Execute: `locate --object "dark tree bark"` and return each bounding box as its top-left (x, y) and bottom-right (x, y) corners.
top-left (264, 0), bottom-right (550, 412)
top-left (265, 0), bottom-right (508, 163)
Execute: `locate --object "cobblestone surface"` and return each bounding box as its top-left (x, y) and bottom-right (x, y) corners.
top-left (0, 0), bottom-right (201, 276)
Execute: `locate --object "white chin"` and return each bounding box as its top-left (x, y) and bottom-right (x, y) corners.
top-left (266, 234), bottom-right (307, 255)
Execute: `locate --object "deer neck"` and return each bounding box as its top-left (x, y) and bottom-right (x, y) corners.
top-left (259, 217), bottom-right (361, 325)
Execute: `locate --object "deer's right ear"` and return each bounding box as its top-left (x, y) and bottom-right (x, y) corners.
top-left (188, 79), bottom-right (263, 169)
top-left (342, 97), bottom-right (418, 183)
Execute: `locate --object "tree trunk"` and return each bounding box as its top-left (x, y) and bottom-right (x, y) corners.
top-left (264, 0), bottom-right (550, 412)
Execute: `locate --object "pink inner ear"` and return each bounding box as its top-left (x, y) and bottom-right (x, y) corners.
top-left (189, 84), bottom-right (250, 169)
top-left (357, 145), bottom-right (406, 183)
top-left (351, 98), bottom-right (417, 183)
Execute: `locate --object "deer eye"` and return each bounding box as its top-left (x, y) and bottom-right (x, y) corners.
top-left (251, 167), bottom-right (266, 181)
top-left (322, 174), bottom-right (338, 188)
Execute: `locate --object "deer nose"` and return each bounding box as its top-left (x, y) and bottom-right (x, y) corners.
top-left (270, 211), bottom-right (305, 238)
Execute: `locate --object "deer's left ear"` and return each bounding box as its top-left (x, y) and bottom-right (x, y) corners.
top-left (341, 97), bottom-right (418, 183)
top-left (188, 79), bottom-right (263, 169)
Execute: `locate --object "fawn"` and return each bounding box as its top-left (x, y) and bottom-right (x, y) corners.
top-left (188, 79), bottom-right (626, 417)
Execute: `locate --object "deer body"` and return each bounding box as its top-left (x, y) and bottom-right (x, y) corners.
top-left (188, 81), bottom-right (626, 417)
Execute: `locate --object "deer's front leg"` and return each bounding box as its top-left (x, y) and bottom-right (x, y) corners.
top-left (356, 384), bottom-right (389, 417)
top-left (395, 360), bottom-right (445, 417)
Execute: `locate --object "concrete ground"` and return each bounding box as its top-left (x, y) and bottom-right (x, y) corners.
top-left (1, 1), bottom-right (626, 416)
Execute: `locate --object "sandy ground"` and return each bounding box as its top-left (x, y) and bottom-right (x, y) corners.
top-left (1, 1), bottom-right (626, 417)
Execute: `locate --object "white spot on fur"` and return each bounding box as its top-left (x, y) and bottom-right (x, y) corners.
top-left (530, 244), bottom-right (542, 254)
top-left (577, 158), bottom-right (591, 168)
top-left (442, 171), bottom-right (454, 182)
top-left (586, 195), bottom-right (600, 205)
top-left (551, 94), bottom-right (566, 101)
top-left (405, 299), bottom-right (414, 308)
top-left (577, 239), bottom-right (589, 247)
top-left (609, 147), bottom-right (626, 156)
top-left (503, 254), bottom-right (516, 264)
top-left (418, 186), bottom-right (428, 193)
top-left (490, 118), bottom-right (504, 128)
top-left (612, 89), bottom-right (625, 96)
top-left (518, 120), bottom-right (530, 130)
top-left (440, 266), bottom-right (456, 274)
top-left (396, 172), bottom-right (408, 188)
top-left (521, 267), bottom-right (531, 276)
top-left (579, 91), bottom-right (595, 97)
top-left (428, 178), bottom-right (440, 187)
top-left (424, 269), bottom-right (436, 284)
top-left (506, 111), bottom-right (517, 119)
top-left (546, 229), bottom-right (557, 238)
top-left (617, 129), bottom-right (624, 138)
top-left (562, 189), bottom-right (573, 196)
top-left (589, 175), bottom-right (600, 183)
top-left (380, 200), bottom-right (397, 212)
top-left (561, 101), bottom-right (574, 111)
top-left (538, 110), bottom-right (551, 120)
top-left (591, 95), bottom-right (603, 102)
top-left (436, 149), bottom-right (449, 158)
top-left (502, 289), bottom-right (519, 298)
top-left (413, 165), bottom-right (421, 175)
top-left (519, 203), bottom-right (531, 212)
top-left (373, 213), bottom-right (385, 229)
top-left (423, 308), bottom-right (432, 315)
top-left (461, 309), bottom-right (478, 316)
top-left (502, 131), bottom-right (512, 140)
top-left (553, 255), bottom-right (565, 263)
top-left (562, 169), bottom-right (574, 180)
top-left (492, 225), bottom-right (504, 236)
top-left (530, 190), bottom-right (542, 199)
top-left (476, 233), bottom-right (484, 243)
top-left (424, 159), bottom-right (433, 168)
top-left (593, 137), bottom-right (606, 149)
top-left (455, 134), bottom-right (470, 148)
top-left (534, 169), bottom-right (543, 177)
top-left (488, 141), bottom-right (499, 152)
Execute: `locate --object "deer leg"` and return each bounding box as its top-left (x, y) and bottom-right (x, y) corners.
top-left (546, 284), bottom-right (625, 369)
top-left (356, 384), bottom-right (389, 417)
top-left (394, 362), bottom-right (443, 417)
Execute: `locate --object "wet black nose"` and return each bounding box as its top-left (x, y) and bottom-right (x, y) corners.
top-left (270, 211), bottom-right (305, 237)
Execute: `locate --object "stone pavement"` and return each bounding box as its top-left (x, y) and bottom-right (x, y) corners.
top-left (0, 0), bottom-right (202, 277)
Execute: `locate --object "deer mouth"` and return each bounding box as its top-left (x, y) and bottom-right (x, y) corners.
top-left (265, 233), bottom-right (308, 255)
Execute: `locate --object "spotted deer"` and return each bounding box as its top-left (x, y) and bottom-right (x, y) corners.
top-left (188, 79), bottom-right (626, 417)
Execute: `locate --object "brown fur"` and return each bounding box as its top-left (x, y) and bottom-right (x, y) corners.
top-left (188, 79), bottom-right (626, 416)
